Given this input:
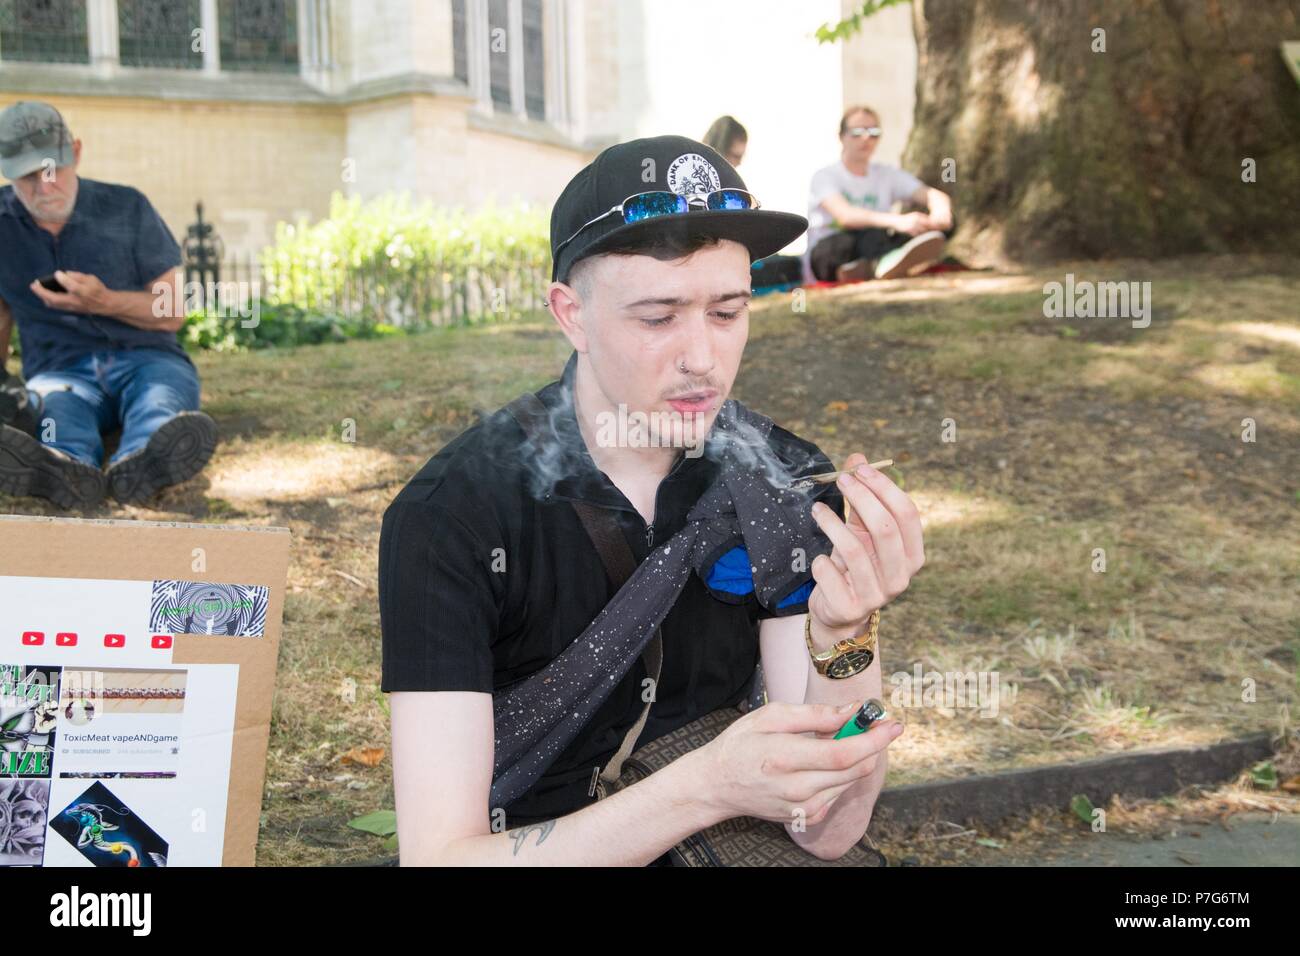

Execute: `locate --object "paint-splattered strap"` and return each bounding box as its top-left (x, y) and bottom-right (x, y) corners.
top-left (504, 392), bottom-right (663, 789)
top-left (505, 391), bottom-right (667, 793)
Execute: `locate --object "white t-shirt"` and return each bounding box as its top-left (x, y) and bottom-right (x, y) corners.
top-left (805, 161), bottom-right (924, 252)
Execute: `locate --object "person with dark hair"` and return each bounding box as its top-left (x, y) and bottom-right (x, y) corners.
top-left (380, 135), bottom-right (924, 865)
top-left (0, 101), bottom-right (217, 508)
top-left (701, 116), bottom-right (802, 288)
top-left (702, 115), bottom-right (748, 167)
top-left (807, 105), bottom-right (954, 282)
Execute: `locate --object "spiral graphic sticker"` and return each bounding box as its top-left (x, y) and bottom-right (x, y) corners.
top-left (149, 581), bottom-right (269, 638)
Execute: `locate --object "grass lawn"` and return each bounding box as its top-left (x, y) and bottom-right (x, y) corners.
top-left (4, 253), bottom-right (1297, 865)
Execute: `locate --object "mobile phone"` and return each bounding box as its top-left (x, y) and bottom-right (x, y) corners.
top-left (833, 698), bottom-right (888, 740)
top-left (37, 273), bottom-right (67, 294)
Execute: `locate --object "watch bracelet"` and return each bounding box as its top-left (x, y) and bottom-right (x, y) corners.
top-left (805, 607), bottom-right (879, 654)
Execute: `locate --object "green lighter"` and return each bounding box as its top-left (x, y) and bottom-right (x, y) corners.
top-left (833, 698), bottom-right (888, 740)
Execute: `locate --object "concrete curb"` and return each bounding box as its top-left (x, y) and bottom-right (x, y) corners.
top-left (871, 733), bottom-right (1276, 829)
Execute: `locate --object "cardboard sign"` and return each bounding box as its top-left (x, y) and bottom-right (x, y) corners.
top-left (0, 515), bottom-right (289, 867)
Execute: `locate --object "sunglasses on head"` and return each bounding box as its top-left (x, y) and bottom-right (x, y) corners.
top-left (0, 124), bottom-right (66, 158)
top-left (846, 126), bottom-right (882, 139)
top-left (555, 188), bottom-right (760, 258)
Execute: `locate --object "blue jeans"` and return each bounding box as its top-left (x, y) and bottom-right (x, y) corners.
top-left (25, 349), bottom-right (201, 468)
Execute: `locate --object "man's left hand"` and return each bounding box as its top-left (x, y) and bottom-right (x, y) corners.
top-left (30, 270), bottom-right (114, 315)
top-left (806, 452), bottom-right (925, 649)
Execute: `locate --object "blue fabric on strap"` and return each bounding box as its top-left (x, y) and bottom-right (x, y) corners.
top-left (706, 544), bottom-right (815, 608)
top-left (705, 545), bottom-right (754, 595)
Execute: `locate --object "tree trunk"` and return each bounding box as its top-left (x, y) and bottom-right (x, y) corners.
top-left (903, 0), bottom-right (1300, 264)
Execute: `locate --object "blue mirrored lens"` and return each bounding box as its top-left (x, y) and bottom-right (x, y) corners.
top-left (625, 192), bottom-right (688, 222)
top-left (707, 189), bottom-right (754, 211)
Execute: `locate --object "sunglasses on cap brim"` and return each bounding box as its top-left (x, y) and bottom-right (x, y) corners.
top-left (845, 126), bottom-right (882, 139)
top-left (0, 124), bottom-right (67, 158)
top-left (555, 188), bottom-right (761, 259)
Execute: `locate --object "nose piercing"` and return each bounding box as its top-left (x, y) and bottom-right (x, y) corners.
top-left (679, 360), bottom-right (688, 373)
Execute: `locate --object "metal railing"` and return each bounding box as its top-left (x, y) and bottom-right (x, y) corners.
top-left (195, 250), bottom-right (551, 328)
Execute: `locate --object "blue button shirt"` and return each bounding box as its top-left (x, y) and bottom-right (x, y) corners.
top-left (0, 177), bottom-right (190, 379)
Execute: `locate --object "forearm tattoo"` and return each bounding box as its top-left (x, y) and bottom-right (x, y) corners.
top-left (507, 820), bottom-right (555, 856)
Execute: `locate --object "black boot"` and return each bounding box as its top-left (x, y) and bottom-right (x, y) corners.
top-left (107, 411), bottom-right (218, 505)
top-left (0, 368), bottom-right (43, 437)
top-left (0, 424), bottom-right (107, 509)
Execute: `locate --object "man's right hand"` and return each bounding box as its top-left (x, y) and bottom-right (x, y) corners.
top-left (690, 700), bottom-right (901, 826)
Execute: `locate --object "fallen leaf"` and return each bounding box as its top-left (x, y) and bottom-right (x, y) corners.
top-left (872, 418), bottom-right (889, 429)
top-left (1250, 761), bottom-right (1278, 790)
top-left (347, 809), bottom-right (397, 835)
top-left (340, 746), bottom-right (386, 768)
top-left (1069, 794), bottom-right (1095, 825)
top-left (330, 569), bottom-right (369, 590)
top-left (824, 400), bottom-right (849, 414)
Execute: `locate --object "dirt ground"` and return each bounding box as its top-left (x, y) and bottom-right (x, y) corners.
top-left (4, 254), bottom-right (1296, 865)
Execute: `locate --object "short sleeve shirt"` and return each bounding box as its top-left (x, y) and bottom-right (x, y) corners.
top-left (0, 178), bottom-right (189, 379)
top-left (806, 161), bottom-right (925, 252)
top-left (378, 351), bottom-right (843, 825)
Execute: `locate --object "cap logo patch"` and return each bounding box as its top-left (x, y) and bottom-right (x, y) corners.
top-left (666, 153), bottom-right (721, 197)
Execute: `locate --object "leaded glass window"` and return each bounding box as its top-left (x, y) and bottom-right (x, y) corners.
top-left (218, 0), bottom-right (298, 73)
top-left (487, 0), bottom-right (509, 110)
top-left (521, 0), bottom-right (543, 121)
top-left (0, 0), bottom-right (89, 64)
top-left (451, 0), bottom-right (467, 85)
top-left (118, 0), bottom-right (202, 69)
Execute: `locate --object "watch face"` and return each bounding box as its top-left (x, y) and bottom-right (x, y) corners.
top-left (828, 648), bottom-right (874, 679)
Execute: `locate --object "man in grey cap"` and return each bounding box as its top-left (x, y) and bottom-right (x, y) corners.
top-left (0, 101), bottom-right (217, 509)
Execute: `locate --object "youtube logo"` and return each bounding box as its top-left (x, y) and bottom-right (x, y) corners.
top-left (22, 631), bottom-right (44, 646)
top-left (152, 634), bottom-right (173, 650)
top-left (103, 633), bottom-right (126, 649)
top-left (55, 632), bottom-right (78, 647)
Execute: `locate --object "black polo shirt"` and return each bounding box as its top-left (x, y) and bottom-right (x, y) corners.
top-left (0, 178), bottom-right (188, 379)
top-left (379, 350), bottom-right (837, 824)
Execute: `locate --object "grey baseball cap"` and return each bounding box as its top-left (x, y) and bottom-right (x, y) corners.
top-left (0, 101), bottom-right (75, 180)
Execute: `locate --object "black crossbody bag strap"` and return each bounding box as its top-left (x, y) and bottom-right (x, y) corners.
top-left (504, 394), bottom-right (663, 792)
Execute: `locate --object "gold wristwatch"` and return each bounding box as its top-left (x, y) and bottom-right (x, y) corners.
top-left (805, 609), bottom-right (879, 679)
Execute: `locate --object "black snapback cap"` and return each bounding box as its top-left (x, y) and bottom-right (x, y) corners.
top-left (549, 134), bottom-right (808, 283)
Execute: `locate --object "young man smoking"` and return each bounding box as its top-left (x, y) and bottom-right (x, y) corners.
top-left (380, 135), bottom-right (925, 866)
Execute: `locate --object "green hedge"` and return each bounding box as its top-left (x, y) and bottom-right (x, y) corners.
top-left (259, 191), bottom-right (550, 330)
top-left (183, 303), bottom-right (405, 353)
